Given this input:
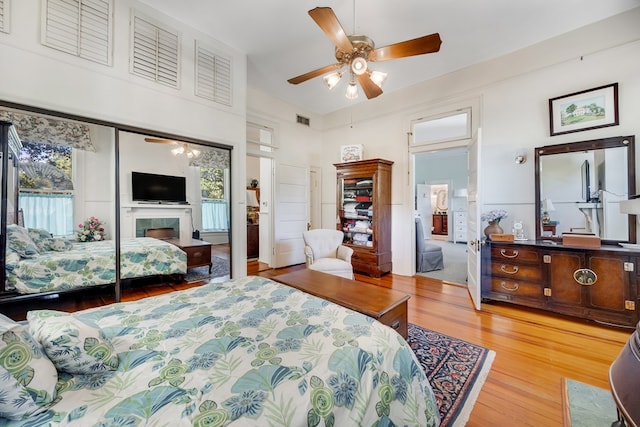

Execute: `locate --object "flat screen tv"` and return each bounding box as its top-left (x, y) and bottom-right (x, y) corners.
top-left (132, 171), bottom-right (187, 204)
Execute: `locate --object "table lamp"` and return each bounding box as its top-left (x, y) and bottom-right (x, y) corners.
top-left (542, 198), bottom-right (555, 224)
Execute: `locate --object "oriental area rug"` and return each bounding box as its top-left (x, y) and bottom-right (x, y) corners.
top-left (407, 323), bottom-right (495, 426)
top-left (184, 256), bottom-right (230, 283)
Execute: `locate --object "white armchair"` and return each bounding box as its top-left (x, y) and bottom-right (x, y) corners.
top-left (302, 229), bottom-right (354, 279)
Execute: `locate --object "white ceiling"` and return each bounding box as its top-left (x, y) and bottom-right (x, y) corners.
top-left (138, 0), bottom-right (640, 115)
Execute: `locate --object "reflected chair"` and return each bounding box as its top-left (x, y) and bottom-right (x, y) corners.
top-left (302, 229), bottom-right (354, 279)
top-left (415, 217), bottom-right (444, 272)
top-left (609, 321), bottom-right (640, 427)
top-left (144, 227), bottom-right (176, 240)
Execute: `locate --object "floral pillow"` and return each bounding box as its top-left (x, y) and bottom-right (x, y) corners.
top-left (6, 224), bottom-right (40, 259)
top-left (0, 314), bottom-right (58, 419)
top-left (47, 237), bottom-right (73, 252)
top-left (27, 310), bottom-right (119, 375)
top-left (27, 228), bottom-right (72, 252)
top-left (27, 228), bottom-right (52, 252)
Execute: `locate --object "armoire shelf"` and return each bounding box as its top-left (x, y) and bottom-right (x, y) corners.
top-left (335, 158), bottom-right (393, 277)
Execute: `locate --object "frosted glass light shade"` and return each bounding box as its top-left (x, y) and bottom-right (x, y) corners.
top-left (345, 81), bottom-right (358, 100)
top-left (323, 72), bottom-right (342, 90)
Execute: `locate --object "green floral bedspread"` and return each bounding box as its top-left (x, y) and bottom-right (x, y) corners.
top-left (3, 276), bottom-right (440, 426)
top-left (5, 238), bottom-right (187, 294)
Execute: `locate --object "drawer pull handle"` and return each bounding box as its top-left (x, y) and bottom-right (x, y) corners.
top-left (500, 249), bottom-right (519, 258)
top-left (500, 264), bottom-right (519, 274)
top-left (390, 321), bottom-right (400, 330)
top-left (573, 268), bottom-right (597, 285)
top-left (500, 281), bottom-right (519, 291)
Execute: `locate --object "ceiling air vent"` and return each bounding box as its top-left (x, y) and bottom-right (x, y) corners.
top-left (296, 115), bottom-right (310, 126)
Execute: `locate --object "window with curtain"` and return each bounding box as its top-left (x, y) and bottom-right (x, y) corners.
top-left (18, 141), bottom-right (74, 236)
top-left (200, 166), bottom-right (228, 231)
top-left (190, 146), bottom-right (230, 232)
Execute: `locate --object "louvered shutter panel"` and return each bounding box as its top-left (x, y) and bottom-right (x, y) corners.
top-left (131, 12), bottom-right (180, 88)
top-left (0, 0), bottom-right (10, 34)
top-left (41, 0), bottom-right (112, 65)
top-left (195, 41), bottom-right (232, 106)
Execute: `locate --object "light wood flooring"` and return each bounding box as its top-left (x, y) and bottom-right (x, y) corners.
top-left (4, 252), bottom-right (630, 426)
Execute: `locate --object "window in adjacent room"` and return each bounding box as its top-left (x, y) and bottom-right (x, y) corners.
top-left (41, 0), bottom-right (113, 65)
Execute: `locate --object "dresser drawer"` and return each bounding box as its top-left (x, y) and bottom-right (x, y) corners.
top-left (491, 246), bottom-right (539, 263)
top-left (488, 278), bottom-right (542, 298)
top-left (490, 262), bottom-right (542, 281)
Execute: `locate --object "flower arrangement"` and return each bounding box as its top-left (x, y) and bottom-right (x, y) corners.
top-left (77, 216), bottom-right (105, 242)
top-left (481, 209), bottom-right (508, 223)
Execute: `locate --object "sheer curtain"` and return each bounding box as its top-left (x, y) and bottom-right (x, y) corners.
top-left (201, 199), bottom-right (228, 231)
top-left (19, 193), bottom-right (74, 236)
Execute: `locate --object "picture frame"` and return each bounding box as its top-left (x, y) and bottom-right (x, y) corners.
top-left (340, 144), bottom-right (364, 162)
top-left (549, 83), bottom-right (618, 136)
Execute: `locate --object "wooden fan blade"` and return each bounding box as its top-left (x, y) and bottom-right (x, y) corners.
top-left (368, 33), bottom-right (442, 62)
top-left (145, 137), bottom-right (176, 144)
top-left (308, 7), bottom-right (353, 52)
top-left (357, 73), bottom-right (383, 99)
top-left (287, 63), bottom-right (343, 85)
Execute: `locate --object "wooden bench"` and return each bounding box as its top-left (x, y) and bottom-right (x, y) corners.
top-left (273, 269), bottom-right (410, 338)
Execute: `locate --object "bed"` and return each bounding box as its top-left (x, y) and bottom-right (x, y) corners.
top-left (4, 225), bottom-right (187, 294)
top-left (0, 276), bottom-right (440, 426)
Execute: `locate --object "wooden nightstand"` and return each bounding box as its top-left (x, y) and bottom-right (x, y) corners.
top-left (167, 238), bottom-right (212, 272)
top-left (542, 224), bottom-right (557, 236)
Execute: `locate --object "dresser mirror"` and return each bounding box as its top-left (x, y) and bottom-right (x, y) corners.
top-left (534, 136), bottom-right (636, 244)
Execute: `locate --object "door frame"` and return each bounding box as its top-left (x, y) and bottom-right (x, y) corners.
top-left (408, 96), bottom-right (482, 302)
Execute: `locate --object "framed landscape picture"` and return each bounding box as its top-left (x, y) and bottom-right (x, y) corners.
top-left (549, 83), bottom-right (618, 136)
top-left (340, 144), bottom-right (364, 162)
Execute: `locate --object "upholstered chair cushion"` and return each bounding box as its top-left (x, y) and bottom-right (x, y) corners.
top-left (303, 229), bottom-right (354, 279)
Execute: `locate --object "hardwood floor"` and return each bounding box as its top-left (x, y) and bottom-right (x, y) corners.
top-left (3, 258), bottom-right (630, 426)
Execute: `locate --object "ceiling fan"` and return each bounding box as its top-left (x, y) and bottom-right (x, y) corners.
top-left (144, 137), bottom-right (200, 158)
top-left (287, 7), bottom-right (442, 100)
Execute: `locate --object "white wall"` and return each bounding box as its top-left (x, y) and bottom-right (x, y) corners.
top-left (249, 8), bottom-right (640, 276)
top-left (0, 0), bottom-right (248, 277)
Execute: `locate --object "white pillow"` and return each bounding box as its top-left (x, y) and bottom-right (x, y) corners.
top-left (27, 310), bottom-right (119, 375)
top-left (0, 314), bottom-right (57, 419)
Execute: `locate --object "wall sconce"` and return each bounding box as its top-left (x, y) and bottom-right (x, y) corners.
top-left (515, 153), bottom-right (526, 164)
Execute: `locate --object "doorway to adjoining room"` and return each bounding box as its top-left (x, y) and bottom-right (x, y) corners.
top-left (414, 149), bottom-right (468, 285)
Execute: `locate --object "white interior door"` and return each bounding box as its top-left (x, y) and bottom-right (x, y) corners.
top-left (416, 184), bottom-right (432, 239)
top-left (309, 167), bottom-right (321, 230)
top-left (466, 129), bottom-right (482, 310)
top-left (273, 163), bottom-right (308, 268)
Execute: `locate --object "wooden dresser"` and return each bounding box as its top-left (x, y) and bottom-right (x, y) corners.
top-left (482, 241), bottom-right (639, 327)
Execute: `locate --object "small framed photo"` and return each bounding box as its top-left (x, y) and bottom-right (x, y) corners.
top-left (340, 144), bottom-right (363, 162)
top-left (549, 83), bottom-right (618, 136)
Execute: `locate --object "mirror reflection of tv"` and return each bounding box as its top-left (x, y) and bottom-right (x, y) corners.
top-left (581, 160), bottom-right (591, 202)
top-left (132, 171), bottom-right (187, 204)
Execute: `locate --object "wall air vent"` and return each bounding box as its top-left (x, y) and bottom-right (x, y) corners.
top-left (296, 115), bottom-right (310, 126)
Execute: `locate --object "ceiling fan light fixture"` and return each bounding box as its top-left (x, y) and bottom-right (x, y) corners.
top-left (323, 71), bottom-right (343, 90)
top-left (345, 80), bottom-right (358, 100)
top-left (350, 56), bottom-right (367, 75)
top-left (369, 70), bottom-right (387, 88)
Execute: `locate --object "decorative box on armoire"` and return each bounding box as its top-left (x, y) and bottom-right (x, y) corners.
top-left (334, 158), bottom-right (393, 277)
